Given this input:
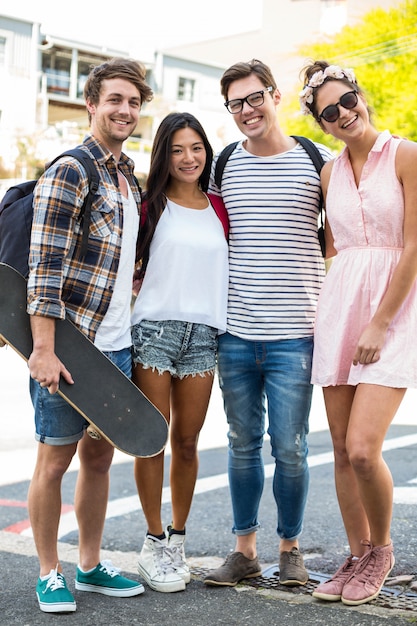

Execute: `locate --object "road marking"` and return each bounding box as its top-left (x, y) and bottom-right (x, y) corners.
top-left (393, 477), bottom-right (417, 504)
top-left (0, 499), bottom-right (28, 508)
top-left (12, 432), bottom-right (417, 539)
top-left (3, 504), bottom-right (74, 534)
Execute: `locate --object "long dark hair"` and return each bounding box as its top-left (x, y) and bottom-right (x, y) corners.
top-left (137, 112), bottom-right (213, 274)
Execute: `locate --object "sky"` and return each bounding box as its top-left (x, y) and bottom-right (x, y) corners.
top-left (7, 1), bottom-right (263, 57)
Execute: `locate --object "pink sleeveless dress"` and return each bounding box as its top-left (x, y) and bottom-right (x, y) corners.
top-left (312, 131), bottom-right (417, 388)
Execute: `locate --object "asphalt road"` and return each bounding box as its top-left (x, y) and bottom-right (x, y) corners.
top-left (1, 346), bottom-right (417, 625)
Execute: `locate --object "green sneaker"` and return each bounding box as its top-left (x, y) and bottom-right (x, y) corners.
top-left (36, 568), bottom-right (76, 613)
top-left (75, 560), bottom-right (144, 597)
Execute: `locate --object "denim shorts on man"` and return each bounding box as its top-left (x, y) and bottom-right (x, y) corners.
top-left (30, 347), bottom-right (132, 445)
top-left (132, 319), bottom-right (217, 378)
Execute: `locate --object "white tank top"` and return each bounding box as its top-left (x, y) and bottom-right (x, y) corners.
top-left (131, 197), bottom-right (228, 333)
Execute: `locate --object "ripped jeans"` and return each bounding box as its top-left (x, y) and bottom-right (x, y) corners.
top-left (217, 332), bottom-right (313, 541)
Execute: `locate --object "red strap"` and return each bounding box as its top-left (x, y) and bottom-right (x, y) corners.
top-left (140, 199), bottom-right (148, 228)
top-left (140, 195), bottom-right (229, 240)
top-left (207, 193), bottom-right (229, 239)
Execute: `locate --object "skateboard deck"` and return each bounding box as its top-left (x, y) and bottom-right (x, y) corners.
top-left (0, 263), bottom-right (168, 458)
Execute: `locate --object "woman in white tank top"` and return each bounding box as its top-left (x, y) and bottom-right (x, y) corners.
top-left (131, 113), bottom-right (229, 593)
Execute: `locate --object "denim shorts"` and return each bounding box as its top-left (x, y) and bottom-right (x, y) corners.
top-left (132, 319), bottom-right (218, 378)
top-left (30, 347), bottom-right (132, 446)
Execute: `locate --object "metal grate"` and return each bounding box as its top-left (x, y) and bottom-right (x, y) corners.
top-left (192, 565), bottom-right (417, 613)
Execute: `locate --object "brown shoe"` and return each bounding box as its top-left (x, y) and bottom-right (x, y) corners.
top-left (203, 552), bottom-right (262, 587)
top-left (279, 547), bottom-right (309, 586)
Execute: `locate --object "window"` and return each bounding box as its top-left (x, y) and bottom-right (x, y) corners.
top-left (77, 60), bottom-right (91, 99)
top-left (177, 77), bottom-right (195, 102)
top-left (42, 50), bottom-right (71, 96)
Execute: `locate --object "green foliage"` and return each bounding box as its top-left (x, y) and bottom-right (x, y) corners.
top-left (284, 0), bottom-right (417, 143)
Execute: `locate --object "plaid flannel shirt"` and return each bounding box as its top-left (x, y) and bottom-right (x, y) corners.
top-left (27, 135), bottom-right (141, 341)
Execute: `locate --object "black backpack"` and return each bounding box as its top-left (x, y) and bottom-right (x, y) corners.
top-left (0, 148), bottom-right (99, 278)
top-left (214, 135), bottom-right (326, 256)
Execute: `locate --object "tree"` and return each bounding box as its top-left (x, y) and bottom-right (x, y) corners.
top-left (283, 0), bottom-right (417, 150)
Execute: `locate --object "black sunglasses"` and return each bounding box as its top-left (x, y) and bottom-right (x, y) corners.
top-left (318, 90), bottom-right (359, 123)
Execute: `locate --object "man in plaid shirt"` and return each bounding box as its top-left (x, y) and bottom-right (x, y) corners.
top-left (26, 58), bottom-right (153, 613)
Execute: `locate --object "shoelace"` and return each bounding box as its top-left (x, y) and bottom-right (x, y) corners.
top-left (153, 543), bottom-right (177, 574)
top-left (167, 544), bottom-right (186, 568)
top-left (99, 560), bottom-right (121, 579)
top-left (285, 550), bottom-right (302, 565)
top-left (44, 569), bottom-right (66, 593)
top-left (350, 548), bottom-right (387, 585)
top-left (329, 558), bottom-right (355, 583)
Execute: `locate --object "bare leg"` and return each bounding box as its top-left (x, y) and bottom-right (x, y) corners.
top-left (346, 383), bottom-right (405, 546)
top-left (170, 373), bottom-right (214, 531)
top-left (75, 433), bottom-right (114, 570)
top-left (235, 533), bottom-right (257, 559)
top-left (132, 366), bottom-right (171, 536)
top-left (234, 515), bottom-right (299, 558)
top-left (323, 384), bottom-right (370, 557)
top-left (28, 442), bottom-right (77, 576)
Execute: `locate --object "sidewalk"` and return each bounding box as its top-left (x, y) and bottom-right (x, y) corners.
top-left (1, 531), bottom-right (415, 626)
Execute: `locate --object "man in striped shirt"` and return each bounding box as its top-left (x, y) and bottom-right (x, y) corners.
top-left (204, 59), bottom-right (332, 588)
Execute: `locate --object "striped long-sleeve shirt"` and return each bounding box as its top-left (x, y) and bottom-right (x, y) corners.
top-left (209, 140), bottom-right (332, 341)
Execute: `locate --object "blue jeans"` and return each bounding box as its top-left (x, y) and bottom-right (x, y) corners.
top-left (217, 332), bottom-right (313, 541)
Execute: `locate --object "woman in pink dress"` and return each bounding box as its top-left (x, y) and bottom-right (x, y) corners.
top-left (299, 61), bottom-right (417, 606)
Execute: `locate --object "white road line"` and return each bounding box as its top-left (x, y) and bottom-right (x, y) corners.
top-left (393, 486), bottom-right (417, 504)
top-left (18, 432), bottom-right (417, 539)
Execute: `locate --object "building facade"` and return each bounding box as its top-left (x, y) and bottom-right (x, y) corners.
top-left (0, 14), bottom-right (158, 180)
top-left (0, 0), bottom-right (402, 184)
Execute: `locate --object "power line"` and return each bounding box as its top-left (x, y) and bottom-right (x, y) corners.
top-left (327, 32), bottom-right (417, 66)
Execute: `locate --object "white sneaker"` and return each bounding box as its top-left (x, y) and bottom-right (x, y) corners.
top-left (137, 536), bottom-right (185, 593)
top-left (167, 530), bottom-right (191, 584)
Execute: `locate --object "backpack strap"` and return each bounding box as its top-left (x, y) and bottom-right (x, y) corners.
top-left (207, 193), bottom-right (229, 239)
top-left (290, 135), bottom-right (325, 174)
top-left (291, 135), bottom-right (326, 256)
top-left (140, 197), bottom-right (148, 229)
top-left (214, 141), bottom-right (239, 190)
top-left (49, 148), bottom-right (99, 258)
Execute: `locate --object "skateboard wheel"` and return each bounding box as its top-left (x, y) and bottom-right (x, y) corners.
top-left (87, 425), bottom-right (102, 440)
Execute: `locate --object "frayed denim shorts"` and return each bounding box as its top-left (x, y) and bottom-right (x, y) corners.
top-left (132, 319), bottom-right (218, 378)
top-left (30, 347), bottom-right (132, 445)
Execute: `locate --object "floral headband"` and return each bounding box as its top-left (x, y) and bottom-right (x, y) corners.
top-left (299, 65), bottom-right (357, 115)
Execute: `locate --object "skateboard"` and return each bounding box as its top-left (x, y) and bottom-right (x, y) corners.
top-left (0, 263), bottom-right (168, 458)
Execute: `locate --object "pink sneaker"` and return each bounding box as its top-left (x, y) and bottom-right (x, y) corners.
top-left (312, 555), bottom-right (357, 601)
top-left (341, 541), bottom-right (394, 606)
